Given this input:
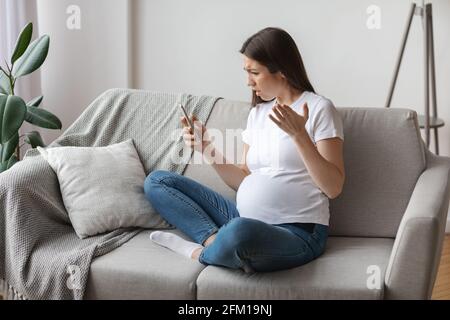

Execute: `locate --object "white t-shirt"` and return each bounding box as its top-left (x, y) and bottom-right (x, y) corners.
top-left (236, 91), bottom-right (344, 226)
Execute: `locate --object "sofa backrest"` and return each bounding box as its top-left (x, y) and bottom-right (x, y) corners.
top-left (183, 100), bottom-right (426, 238)
top-left (329, 107), bottom-right (426, 237)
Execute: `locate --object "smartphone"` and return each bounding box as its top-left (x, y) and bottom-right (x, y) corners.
top-left (179, 104), bottom-right (195, 132)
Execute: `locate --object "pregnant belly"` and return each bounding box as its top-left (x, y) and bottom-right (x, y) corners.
top-left (236, 171), bottom-right (322, 219)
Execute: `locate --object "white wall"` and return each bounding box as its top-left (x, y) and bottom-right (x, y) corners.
top-left (33, 0), bottom-right (450, 229)
top-left (35, 0), bottom-right (450, 152)
top-left (132, 0), bottom-right (450, 155)
top-left (35, 0), bottom-right (129, 145)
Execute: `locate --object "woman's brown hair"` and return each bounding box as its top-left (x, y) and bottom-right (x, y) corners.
top-left (239, 27), bottom-right (315, 107)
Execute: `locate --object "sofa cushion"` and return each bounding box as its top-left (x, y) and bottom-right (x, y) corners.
top-left (329, 108), bottom-right (426, 237)
top-left (84, 229), bottom-right (205, 299)
top-left (196, 237), bottom-right (394, 300)
top-left (37, 139), bottom-right (171, 239)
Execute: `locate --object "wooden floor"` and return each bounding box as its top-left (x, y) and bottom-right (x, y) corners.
top-left (432, 234), bottom-right (450, 300)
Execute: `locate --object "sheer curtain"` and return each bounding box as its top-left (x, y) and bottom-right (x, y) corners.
top-left (0, 0), bottom-right (41, 155)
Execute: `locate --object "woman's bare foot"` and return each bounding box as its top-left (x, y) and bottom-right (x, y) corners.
top-left (191, 232), bottom-right (217, 260)
top-left (203, 233), bottom-right (217, 247)
top-left (191, 247), bottom-right (203, 260)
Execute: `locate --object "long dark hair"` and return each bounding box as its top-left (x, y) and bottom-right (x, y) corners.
top-left (239, 27), bottom-right (315, 107)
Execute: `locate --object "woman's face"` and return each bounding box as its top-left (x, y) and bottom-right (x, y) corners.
top-left (243, 55), bottom-right (284, 101)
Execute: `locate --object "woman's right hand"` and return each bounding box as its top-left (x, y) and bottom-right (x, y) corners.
top-left (181, 115), bottom-right (212, 154)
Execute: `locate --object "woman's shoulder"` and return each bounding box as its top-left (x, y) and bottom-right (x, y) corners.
top-left (304, 92), bottom-right (342, 128)
top-left (303, 91), bottom-right (335, 110)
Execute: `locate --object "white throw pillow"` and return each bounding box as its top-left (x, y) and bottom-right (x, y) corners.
top-left (37, 139), bottom-right (171, 239)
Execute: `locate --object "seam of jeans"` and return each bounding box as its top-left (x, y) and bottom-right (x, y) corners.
top-left (149, 174), bottom-right (170, 184)
top-left (241, 244), bottom-right (312, 259)
top-left (160, 175), bottom-right (234, 222)
top-left (285, 225), bottom-right (326, 257)
top-left (310, 228), bottom-right (328, 254)
top-left (158, 182), bottom-right (217, 233)
top-left (235, 250), bottom-right (256, 273)
top-left (301, 232), bottom-right (323, 258)
top-left (196, 191), bottom-right (235, 222)
top-left (199, 227), bottom-right (219, 247)
top-left (272, 225), bottom-right (317, 255)
top-left (198, 248), bottom-right (208, 265)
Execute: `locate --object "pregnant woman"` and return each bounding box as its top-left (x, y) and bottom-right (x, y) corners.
top-left (144, 27), bottom-right (345, 273)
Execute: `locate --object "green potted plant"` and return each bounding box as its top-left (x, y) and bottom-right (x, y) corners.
top-left (0, 22), bottom-right (61, 173)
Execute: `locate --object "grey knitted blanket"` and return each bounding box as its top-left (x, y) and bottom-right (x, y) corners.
top-left (0, 88), bottom-right (221, 300)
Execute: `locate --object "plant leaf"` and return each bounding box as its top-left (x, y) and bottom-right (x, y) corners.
top-left (0, 69), bottom-right (11, 95)
top-left (12, 35), bottom-right (50, 78)
top-left (0, 160), bottom-right (7, 173)
top-left (11, 23), bottom-right (33, 65)
top-left (6, 154), bottom-right (18, 169)
top-left (27, 95), bottom-right (44, 107)
top-left (1, 132), bottom-right (19, 163)
top-left (25, 106), bottom-right (62, 129)
top-left (0, 95), bottom-right (27, 144)
top-left (24, 131), bottom-right (45, 148)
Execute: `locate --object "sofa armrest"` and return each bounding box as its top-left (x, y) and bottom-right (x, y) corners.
top-left (0, 156), bottom-right (70, 283)
top-left (0, 156), bottom-right (70, 232)
top-left (384, 151), bottom-right (450, 299)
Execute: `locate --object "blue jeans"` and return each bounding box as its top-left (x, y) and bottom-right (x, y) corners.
top-left (144, 170), bottom-right (329, 273)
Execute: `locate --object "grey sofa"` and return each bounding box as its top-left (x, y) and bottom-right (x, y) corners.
top-left (84, 98), bottom-right (450, 300)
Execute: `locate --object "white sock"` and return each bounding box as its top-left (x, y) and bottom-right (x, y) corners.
top-left (149, 231), bottom-right (204, 259)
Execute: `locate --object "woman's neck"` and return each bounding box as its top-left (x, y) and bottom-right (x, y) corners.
top-left (276, 88), bottom-right (303, 106)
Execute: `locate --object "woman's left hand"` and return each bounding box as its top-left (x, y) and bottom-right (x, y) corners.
top-left (269, 102), bottom-right (309, 139)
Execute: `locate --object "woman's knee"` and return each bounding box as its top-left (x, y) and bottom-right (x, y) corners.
top-left (144, 170), bottom-right (168, 199)
top-left (147, 170), bottom-right (176, 183)
top-left (144, 170), bottom-right (173, 197)
top-left (218, 217), bottom-right (258, 248)
top-left (201, 218), bottom-right (259, 270)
